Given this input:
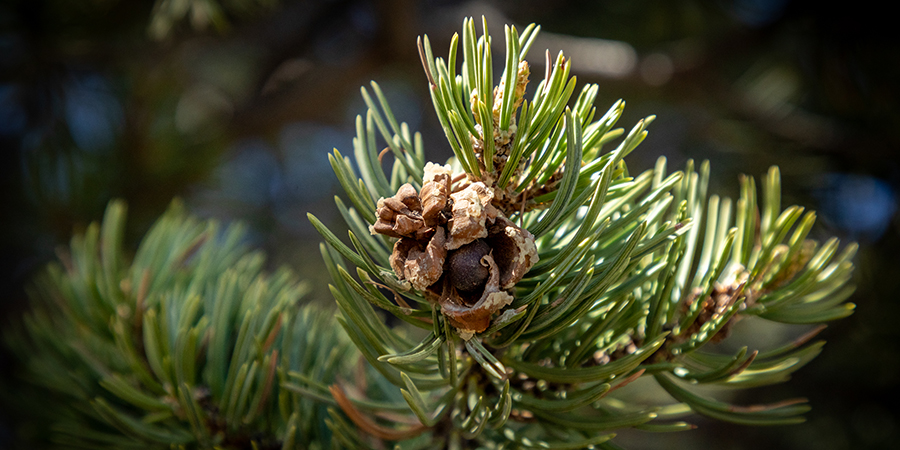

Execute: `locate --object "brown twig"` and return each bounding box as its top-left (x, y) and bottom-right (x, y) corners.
top-left (329, 383), bottom-right (428, 441)
top-left (256, 350), bottom-right (279, 416)
top-left (728, 397), bottom-right (808, 413)
top-left (791, 324), bottom-right (828, 348)
top-left (378, 147), bottom-right (391, 164)
top-left (726, 350), bottom-right (758, 380)
top-left (261, 314), bottom-right (283, 354)
top-left (417, 36), bottom-right (437, 88)
top-left (606, 368), bottom-right (646, 396)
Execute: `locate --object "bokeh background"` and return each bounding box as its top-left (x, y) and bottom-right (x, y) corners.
top-left (1, 0), bottom-right (898, 448)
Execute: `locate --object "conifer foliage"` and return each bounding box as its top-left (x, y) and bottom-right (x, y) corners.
top-left (309, 18), bottom-right (857, 448)
top-left (5, 18), bottom-right (857, 450)
top-left (5, 201), bottom-right (352, 449)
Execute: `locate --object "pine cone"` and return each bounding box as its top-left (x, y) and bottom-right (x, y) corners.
top-left (372, 163), bottom-right (538, 337)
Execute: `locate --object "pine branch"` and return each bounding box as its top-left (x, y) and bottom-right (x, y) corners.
top-left (313, 17), bottom-right (857, 449)
top-left (3, 16), bottom-right (858, 450)
top-left (4, 200), bottom-right (352, 449)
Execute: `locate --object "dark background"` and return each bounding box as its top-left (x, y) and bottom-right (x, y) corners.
top-left (2, 0), bottom-right (898, 448)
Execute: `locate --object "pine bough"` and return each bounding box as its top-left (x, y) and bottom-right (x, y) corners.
top-left (6, 19), bottom-right (856, 450)
top-left (309, 18), bottom-right (857, 449)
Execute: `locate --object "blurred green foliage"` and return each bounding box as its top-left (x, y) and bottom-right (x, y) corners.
top-left (4, 200), bottom-right (352, 448)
